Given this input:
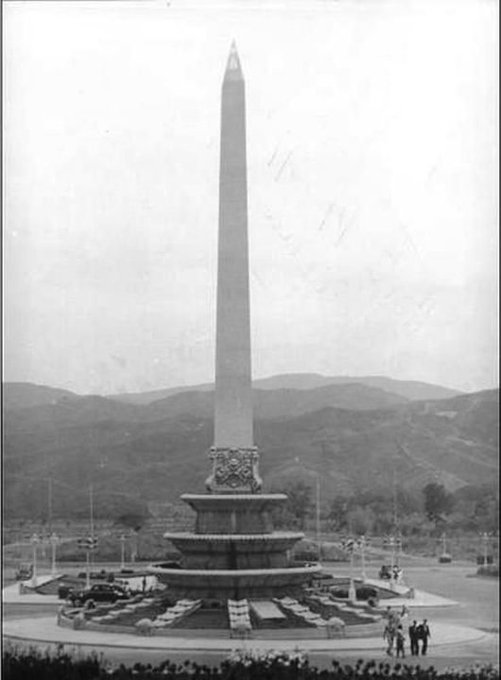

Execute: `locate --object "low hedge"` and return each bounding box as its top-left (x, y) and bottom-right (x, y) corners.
top-left (2, 647), bottom-right (499, 680)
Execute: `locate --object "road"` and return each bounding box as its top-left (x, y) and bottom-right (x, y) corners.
top-left (2, 559), bottom-right (498, 672)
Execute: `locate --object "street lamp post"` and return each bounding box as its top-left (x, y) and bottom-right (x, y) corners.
top-left (441, 532), bottom-right (447, 556)
top-left (348, 547), bottom-right (356, 602)
top-left (346, 538), bottom-right (356, 602)
top-left (388, 535), bottom-right (396, 590)
top-left (397, 533), bottom-right (403, 563)
top-left (341, 536), bottom-right (357, 602)
top-left (481, 532), bottom-right (489, 566)
top-left (360, 535), bottom-right (367, 582)
top-left (78, 536), bottom-right (97, 589)
top-left (30, 534), bottom-right (40, 587)
top-left (49, 532), bottom-right (59, 576)
top-left (119, 534), bottom-right (126, 570)
top-left (85, 548), bottom-right (91, 589)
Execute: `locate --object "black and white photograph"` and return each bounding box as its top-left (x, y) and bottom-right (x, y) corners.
top-left (2, 1), bottom-right (498, 678)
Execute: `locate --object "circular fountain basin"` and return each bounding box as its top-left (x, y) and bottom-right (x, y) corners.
top-left (164, 531), bottom-right (305, 569)
top-left (149, 563), bottom-right (321, 600)
top-left (181, 493), bottom-right (288, 534)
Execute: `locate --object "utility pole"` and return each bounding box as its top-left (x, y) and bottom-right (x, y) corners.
top-left (315, 474), bottom-right (321, 560)
top-left (30, 534), bottom-right (39, 587)
top-left (89, 483), bottom-right (94, 568)
top-left (89, 484), bottom-right (94, 537)
top-left (48, 476), bottom-right (53, 536)
top-left (392, 467), bottom-right (398, 532)
top-left (120, 534), bottom-right (126, 570)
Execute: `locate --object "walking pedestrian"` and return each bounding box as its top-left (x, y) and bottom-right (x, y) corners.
top-left (408, 620), bottom-right (419, 656)
top-left (395, 624), bottom-right (406, 658)
top-left (417, 619), bottom-right (431, 655)
top-left (383, 621), bottom-right (395, 656)
top-left (399, 604), bottom-right (409, 621)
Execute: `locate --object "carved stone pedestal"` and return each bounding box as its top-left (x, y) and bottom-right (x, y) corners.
top-left (205, 446), bottom-right (262, 494)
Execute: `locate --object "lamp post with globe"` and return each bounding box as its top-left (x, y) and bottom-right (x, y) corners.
top-left (30, 533), bottom-right (40, 587)
top-left (119, 534), bottom-right (127, 570)
top-left (49, 532), bottom-right (59, 576)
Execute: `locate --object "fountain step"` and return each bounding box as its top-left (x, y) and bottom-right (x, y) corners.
top-left (164, 532), bottom-right (304, 540)
top-left (149, 564), bottom-right (321, 600)
top-left (181, 493), bottom-right (289, 535)
top-left (164, 531), bottom-right (305, 569)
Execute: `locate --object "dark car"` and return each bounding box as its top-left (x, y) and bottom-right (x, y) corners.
top-left (438, 553), bottom-right (452, 563)
top-left (15, 563), bottom-right (33, 581)
top-left (330, 585), bottom-right (378, 601)
top-left (67, 583), bottom-right (129, 606)
top-left (379, 564), bottom-right (403, 580)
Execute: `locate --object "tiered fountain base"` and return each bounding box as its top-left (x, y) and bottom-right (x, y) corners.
top-left (151, 493), bottom-right (321, 601)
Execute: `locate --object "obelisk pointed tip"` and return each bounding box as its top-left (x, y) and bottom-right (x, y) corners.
top-left (224, 41), bottom-right (243, 81)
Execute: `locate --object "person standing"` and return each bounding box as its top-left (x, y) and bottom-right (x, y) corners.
top-left (408, 620), bottom-right (419, 656)
top-left (395, 624), bottom-right (406, 658)
top-left (417, 619), bottom-right (431, 655)
top-left (383, 621), bottom-right (395, 656)
top-left (399, 605), bottom-right (409, 621)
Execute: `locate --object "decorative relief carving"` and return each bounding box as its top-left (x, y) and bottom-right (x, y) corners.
top-left (206, 446), bottom-right (262, 493)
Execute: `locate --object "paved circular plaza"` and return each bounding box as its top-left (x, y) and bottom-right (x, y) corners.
top-left (2, 563), bottom-right (498, 669)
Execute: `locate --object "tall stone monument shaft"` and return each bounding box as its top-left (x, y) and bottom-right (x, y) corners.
top-left (155, 44), bottom-right (321, 600)
top-left (207, 43), bottom-right (261, 493)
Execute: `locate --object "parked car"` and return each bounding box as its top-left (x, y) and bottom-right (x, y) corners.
top-left (67, 583), bottom-right (129, 606)
top-left (58, 583), bottom-right (77, 600)
top-left (379, 564), bottom-right (403, 581)
top-left (330, 585), bottom-right (378, 601)
top-left (15, 563), bottom-right (33, 581)
top-left (438, 553), bottom-right (452, 563)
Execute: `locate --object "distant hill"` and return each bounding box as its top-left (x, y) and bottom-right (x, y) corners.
top-left (108, 374), bottom-right (462, 405)
top-left (147, 383), bottom-right (409, 421)
top-left (2, 377), bottom-right (497, 519)
top-left (3, 382), bottom-right (80, 410)
top-left (261, 388), bottom-right (499, 498)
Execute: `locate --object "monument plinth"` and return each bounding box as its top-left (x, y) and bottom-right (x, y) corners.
top-left (154, 43), bottom-right (319, 602)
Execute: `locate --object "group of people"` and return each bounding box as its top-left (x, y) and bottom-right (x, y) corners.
top-left (409, 619), bottom-right (431, 656)
top-left (383, 607), bottom-right (431, 658)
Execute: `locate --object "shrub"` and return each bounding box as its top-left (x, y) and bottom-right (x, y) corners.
top-left (2, 646), bottom-right (499, 679)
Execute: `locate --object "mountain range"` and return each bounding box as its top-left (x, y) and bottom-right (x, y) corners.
top-left (106, 374), bottom-right (461, 405)
top-left (2, 375), bottom-right (498, 520)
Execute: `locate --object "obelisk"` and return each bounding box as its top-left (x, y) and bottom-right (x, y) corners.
top-left (206, 42), bottom-right (261, 494)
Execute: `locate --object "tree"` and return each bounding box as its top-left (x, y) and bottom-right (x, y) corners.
top-left (284, 481), bottom-right (314, 530)
top-left (423, 483), bottom-right (454, 523)
top-left (328, 497), bottom-right (350, 531)
top-left (115, 512), bottom-right (149, 533)
top-left (345, 506), bottom-right (374, 535)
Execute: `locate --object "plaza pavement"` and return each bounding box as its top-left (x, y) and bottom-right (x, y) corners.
top-left (2, 578), bottom-right (487, 659)
top-left (1, 576), bottom-right (457, 608)
top-left (362, 579), bottom-right (458, 608)
top-left (2, 573), bottom-right (157, 606)
top-left (2, 615), bottom-right (490, 654)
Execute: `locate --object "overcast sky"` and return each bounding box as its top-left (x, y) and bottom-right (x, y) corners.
top-left (4, 0), bottom-right (498, 395)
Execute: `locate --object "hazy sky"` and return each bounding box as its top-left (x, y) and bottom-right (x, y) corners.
top-left (4, 0), bottom-right (498, 395)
